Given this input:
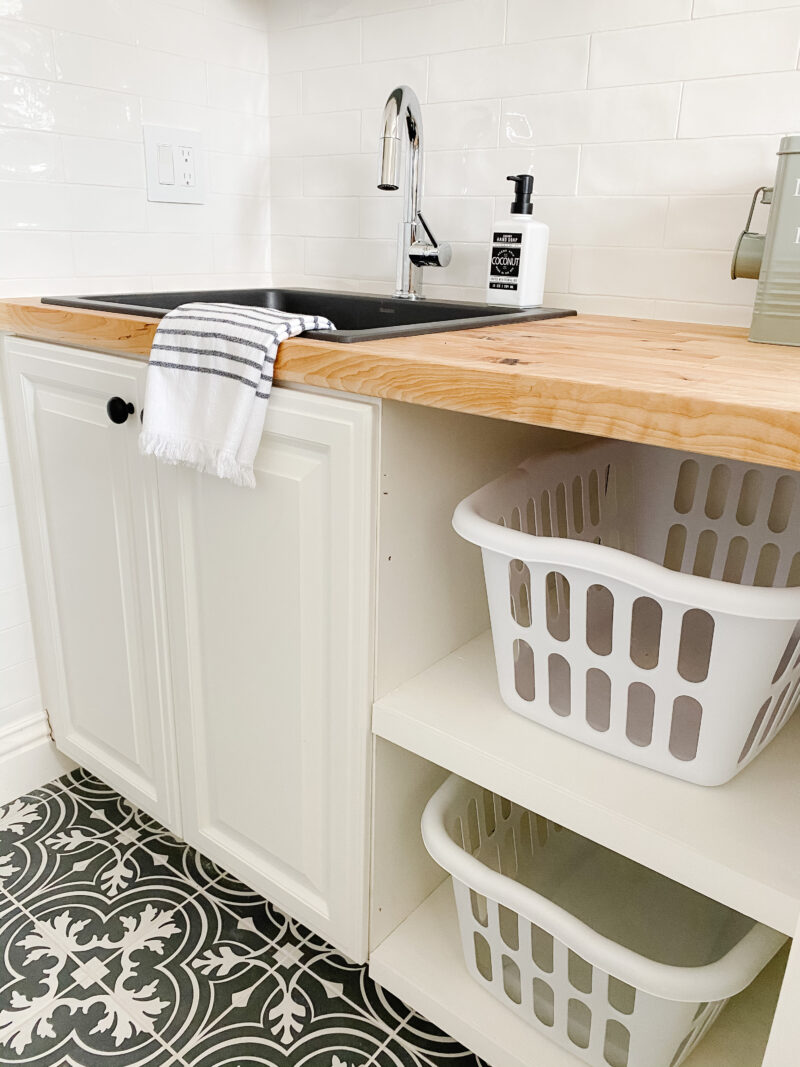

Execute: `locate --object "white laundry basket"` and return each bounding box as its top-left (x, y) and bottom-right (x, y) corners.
top-left (453, 439), bottom-right (800, 785)
top-left (422, 775), bottom-right (785, 1067)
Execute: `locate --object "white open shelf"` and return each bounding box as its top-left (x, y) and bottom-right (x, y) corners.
top-left (370, 880), bottom-right (787, 1067)
top-left (373, 631), bottom-right (800, 936)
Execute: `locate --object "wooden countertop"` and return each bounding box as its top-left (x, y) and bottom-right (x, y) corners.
top-left (2, 297), bottom-right (800, 471)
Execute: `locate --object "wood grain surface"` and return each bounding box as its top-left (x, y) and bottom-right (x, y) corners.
top-left (2, 297), bottom-right (799, 470)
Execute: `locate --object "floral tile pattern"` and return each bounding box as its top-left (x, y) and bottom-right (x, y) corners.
top-left (0, 770), bottom-right (487, 1067)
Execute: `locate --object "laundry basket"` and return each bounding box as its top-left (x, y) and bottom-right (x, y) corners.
top-left (453, 439), bottom-right (800, 785)
top-left (422, 775), bottom-right (785, 1067)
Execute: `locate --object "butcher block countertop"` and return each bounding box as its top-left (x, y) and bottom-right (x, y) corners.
top-left (2, 296), bottom-right (800, 471)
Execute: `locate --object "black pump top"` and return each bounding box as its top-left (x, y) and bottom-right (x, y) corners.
top-left (507, 173), bottom-right (534, 215)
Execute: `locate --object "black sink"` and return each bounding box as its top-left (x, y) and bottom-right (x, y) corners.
top-left (42, 287), bottom-right (575, 343)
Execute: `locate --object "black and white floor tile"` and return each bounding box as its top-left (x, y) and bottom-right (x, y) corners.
top-left (0, 769), bottom-right (487, 1067)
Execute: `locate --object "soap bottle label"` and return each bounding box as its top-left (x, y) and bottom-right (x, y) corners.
top-left (489, 231), bottom-right (522, 290)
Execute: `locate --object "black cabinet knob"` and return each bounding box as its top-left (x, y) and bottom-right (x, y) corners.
top-left (107, 397), bottom-right (135, 424)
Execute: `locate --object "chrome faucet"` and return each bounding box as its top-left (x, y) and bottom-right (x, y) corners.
top-left (378, 85), bottom-right (451, 299)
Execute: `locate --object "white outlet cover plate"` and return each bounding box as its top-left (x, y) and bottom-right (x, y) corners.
top-left (143, 125), bottom-right (204, 205)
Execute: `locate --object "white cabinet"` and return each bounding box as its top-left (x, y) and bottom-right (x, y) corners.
top-left (2, 336), bottom-right (377, 962)
top-left (1, 338), bottom-right (180, 828)
top-left (158, 386), bottom-right (376, 961)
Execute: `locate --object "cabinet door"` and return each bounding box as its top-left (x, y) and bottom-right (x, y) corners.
top-left (1, 338), bottom-right (180, 830)
top-left (160, 386), bottom-right (376, 961)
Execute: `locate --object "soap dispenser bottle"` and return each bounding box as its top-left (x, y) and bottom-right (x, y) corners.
top-left (487, 174), bottom-right (549, 307)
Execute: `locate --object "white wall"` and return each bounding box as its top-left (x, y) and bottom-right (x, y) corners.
top-left (266, 0), bottom-right (799, 325)
top-left (0, 0), bottom-right (272, 728)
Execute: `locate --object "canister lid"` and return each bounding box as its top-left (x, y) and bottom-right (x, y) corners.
top-left (778, 134), bottom-right (800, 154)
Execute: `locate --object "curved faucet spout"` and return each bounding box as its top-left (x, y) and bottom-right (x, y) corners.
top-left (378, 85), bottom-right (422, 200)
top-left (378, 84), bottom-right (447, 299)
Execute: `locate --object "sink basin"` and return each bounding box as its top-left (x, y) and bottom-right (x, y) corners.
top-left (42, 287), bottom-right (575, 343)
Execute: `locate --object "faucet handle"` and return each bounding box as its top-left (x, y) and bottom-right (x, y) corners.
top-left (409, 212), bottom-right (452, 268)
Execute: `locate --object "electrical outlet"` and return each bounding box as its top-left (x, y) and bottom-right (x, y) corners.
top-left (144, 126), bottom-right (203, 204)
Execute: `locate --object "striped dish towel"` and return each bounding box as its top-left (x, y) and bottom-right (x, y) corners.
top-left (139, 302), bottom-right (334, 488)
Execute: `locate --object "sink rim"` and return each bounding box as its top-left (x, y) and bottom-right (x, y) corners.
top-left (41, 286), bottom-right (577, 344)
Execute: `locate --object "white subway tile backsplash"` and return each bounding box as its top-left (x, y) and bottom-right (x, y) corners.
top-left (208, 65), bottom-right (270, 117)
top-left (680, 71), bottom-right (800, 138)
top-left (272, 112), bottom-right (361, 157)
top-left (0, 182), bottom-right (145, 232)
top-left (0, 0), bottom-right (138, 43)
top-left (589, 10), bottom-right (800, 88)
top-left (534, 196), bottom-right (670, 249)
top-left (506, 0), bottom-right (693, 42)
top-left (0, 585), bottom-right (29, 632)
top-left (693, 0), bottom-right (800, 15)
top-left (53, 33), bottom-right (207, 105)
top-left (0, 231), bottom-right (73, 277)
top-left (269, 18), bottom-right (361, 74)
top-left (61, 136), bottom-right (144, 188)
top-left (425, 147), bottom-right (581, 198)
top-left (0, 128), bottom-right (62, 181)
top-left (305, 236), bottom-right (394, 280)
top-left (72, 232), bottom-right (213, 276)
top-left (302, 153), bottom-right (372, 197)
top-left (212, 233), bottom-right (269, 273)
top-left (654, 299), bottom-right (753, 326)
top-left (303, 57), bottom-right (428, 114)
top-left (502, 84), bottom-right (682, 147)
top-left (360, 194), bottom-right (493, 242)
top-left (424, 100), bottom-right (501, 151)
top-left (0, 74), bottom-right (140, 139)
top-left (362, 0), bottom-right (505, 60)
top-left (664, 195), bottom-right (752, 251)
top-left (0, 546), bottom-right (24, 591)
top-left (0, 19), bottom-right (54, 79)
top-left (0, 624), bottom-right (35, 673)
top-left (0, 659), bottom-right (39, 712)
top-left (273, 197), bottom-right (360, 238)
top-left (272, 156), bottom-right (304, 197)
top-left (579, 136), bottom-right (780, 196)
top-left (209, 153), bottom-right (270, 198)
top-left (270, 73), bottom-right (302, 117)
top-left (429, 38), bottom-right (590, 102)
top-left (570, 246), bottom-right (755, 305)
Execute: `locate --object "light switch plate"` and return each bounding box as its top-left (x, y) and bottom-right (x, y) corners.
top-left (143, 125), bottom-right (204, 204)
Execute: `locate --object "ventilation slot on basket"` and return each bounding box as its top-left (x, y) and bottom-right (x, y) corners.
top-left (663, 523), bottom-right (687, 572)
top-left (678, 609), bottom-right (714, 683)
top-left (723, 536), bottom-right (749, 584)
top-left (626, 683), bottom-right (655, 747)
top-left (586, 584), bottom-right (614, 655)
top-left (588, 469), bottom-right (601, 526)
top-left (607, 976), bottom-right (636, 1015)
top-left (736, 469), bottom-right (762, 526)
top-left (669, 697), bottom-right (703, 762)
top-left (692, 529), bottom-right (718, 578)
top-left (531, 924), bottom-right (554, 973)
top-left (509, 560), bottom-right (532, 627)
top-left (548, 654), bottom-right (571, 716)
top-left (572, 476), bottom-right (585, 534)
top-left (673, 459), bottom-right (699, 514)
top-left (754, 543), bottom-right (779, 587)
top-left (604, 1020), bottom-right (631, 1067)
top-left (513, 639), bottom-right (535, 702)
top-left (546, 572), bottom-right (571, 641)
top-left (568, 951), bottom-right (593, 994)
top-left (630, 597), bottom-right (662, 669)
top-left (773, 622), bottom-right (800, 683)
top-left (499, 905), bottom-right (520, 950)
top-left (768, 476), bottom-right (796, 533)
top-left (738, 699), bottom-right (771, 763)
top-left (482, 790), bottom-right (496, 836)
top-left (586, 669), bottom-right (611, 732)
top-left (567, 999), bottom-right (592, 1050)
top-left (474, 932), bottom-right (492, 981)
top-left (470, 890), bottom-right (488, 927)
top-left (705, 464), bottom-right (731, 520)
top-left (533, 978), bottom-right (555, 1026)
top-left (760, 684), bottom-right (789, 746)
top-left (502, 956), bottom-right (522, 1004)
top-left (788, 552), bottom-right (800, 587)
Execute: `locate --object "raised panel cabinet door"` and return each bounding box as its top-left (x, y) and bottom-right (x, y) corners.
top-left (159, 386), bottom-right (377, 962)
top-left (1, 338), bottom-right (180, 830)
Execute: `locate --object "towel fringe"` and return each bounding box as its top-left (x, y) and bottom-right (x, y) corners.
top-left (139, 431), bottom-right (256, 489)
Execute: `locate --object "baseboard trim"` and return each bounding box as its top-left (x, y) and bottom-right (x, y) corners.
top-left (0, 711), bottom-right (77, 805)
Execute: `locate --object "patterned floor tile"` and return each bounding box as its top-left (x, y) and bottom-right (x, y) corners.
top-left (1, 770), bottom-right (483, 1067)
top-left (0, 787), bottom-right (115, 902)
